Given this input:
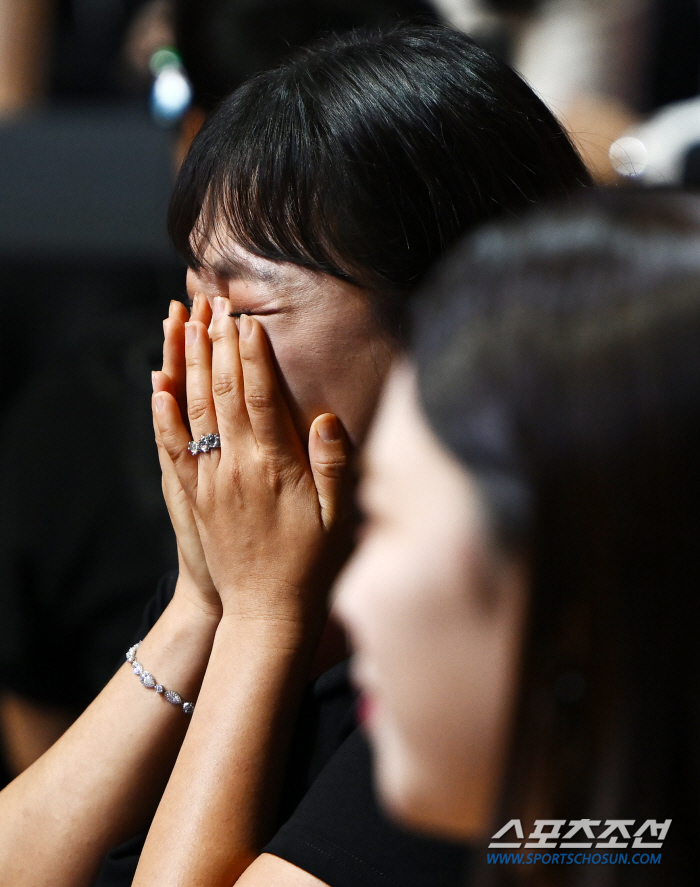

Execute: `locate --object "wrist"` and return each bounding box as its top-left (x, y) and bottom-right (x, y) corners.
top-left (216, 570), bottom-right (328, 634)
top-left (206, 615), bottom-right (321, 713)
top-left (173, 569), bottom-right (223, 621)
top-left (215, 607), bottom-right (324, 660)
top-left (133, 589), bottom-right (221, 702)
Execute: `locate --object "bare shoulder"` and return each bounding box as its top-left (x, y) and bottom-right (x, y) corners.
top-left (236, 853), bottom-right (331, 887)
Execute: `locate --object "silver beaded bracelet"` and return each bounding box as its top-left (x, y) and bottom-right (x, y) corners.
top-left (126, 642), bottom-right (195, 715)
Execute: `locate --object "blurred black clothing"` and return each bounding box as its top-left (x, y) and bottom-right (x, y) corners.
top-left (94, 573), bottom-right (469, 887)
top-left (267, 730), bottom-right (471, 887)
top-left (0, 309), bottom-right (177, 714)
top-left (0, 105), bottom-right (180, 420)
top-left (0, 261), bottom-right (180, 418)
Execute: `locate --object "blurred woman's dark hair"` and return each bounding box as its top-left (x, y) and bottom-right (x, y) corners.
top-left (169, 23), bottom-right (591, 331)
top-left (175, 0), bottom-right (441, 112)
top-left (413, 189), bottom-right (700, 885)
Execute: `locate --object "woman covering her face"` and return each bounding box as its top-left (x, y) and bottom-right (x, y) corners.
top-left (0, 23), bottom-right (590, 887)
top-left (338, 190), bottom-right (700, 885)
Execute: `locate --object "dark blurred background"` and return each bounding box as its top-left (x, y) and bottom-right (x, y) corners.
top-left (2, 0), bottom-right (700, 790)
top-left (0, 0), bottom-right (444, 789)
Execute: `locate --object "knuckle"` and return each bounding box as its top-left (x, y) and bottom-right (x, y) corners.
top-left (225, 459), bottom-right (245, 493)
top-left (209, 324), bottom-right (227, 342)
top-left (187, 396), bottom-right (211, 424)
top-left (261, 462), bottom-right (286, 495)
top-left (253, 450), bottom-right (286, 483)
top-left (170, 442), bottom-right (190, 464)
top-left (314, 457), bottom-right (347, 480)
top-left (212, 373), bottom-right (238, 400)
top-left (185, 351), bottom-right (205, 369)
top-left (245, 387), bottom-right (275, 414)
top-left (156, 423), bottom-right (180, 454)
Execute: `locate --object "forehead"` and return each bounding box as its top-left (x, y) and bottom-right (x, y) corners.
top-left (364, 361), bottom-right (485, 519)
top-left (364, 362), bottom-right (448, 499)
top-left (197, 235), bottom-right (305, 289)
top-left (190, 233), bottom-right (378, 326)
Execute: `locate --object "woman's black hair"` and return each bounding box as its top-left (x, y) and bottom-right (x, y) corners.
top-left (169, 23), bottom-right (591, 330)
top-left (413, 189), bottom-right (700, 885)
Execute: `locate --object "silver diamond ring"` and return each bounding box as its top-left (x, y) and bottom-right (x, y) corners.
top-left (188, 433), bottom-right (221, 455)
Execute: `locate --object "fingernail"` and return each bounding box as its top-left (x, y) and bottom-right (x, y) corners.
top-left (151, 371), bottom-right (156, 391)
top-left (317, 414), bottom-right (339, 442)
top-left (154, 394), bottom-right (166, 413)
top-left (169, 300), bottom-right (178, 317)
top-left (213, 296), bottom-right (227, 320)
top-left (185, 322), bottom-right (197, 345)
top-left (192, 292), bottom-right (200, 311)
top-left (239, 314), bottom-right (253, 339)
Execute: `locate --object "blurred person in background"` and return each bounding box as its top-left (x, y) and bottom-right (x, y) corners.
top-left (430, 0), bottom-right (649, 180)
top-left (0, 0), bottom-right (165, 115)
top-left (0, 0), bottom-right (441, 782)
top-left (337, 189), bottom-right (700, 885)
top-left (433, 0), bottom-right (700, 184)
top-left (0, 22), bottom-right (591, 887)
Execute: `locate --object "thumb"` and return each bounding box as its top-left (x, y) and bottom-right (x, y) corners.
top-left (308, 413), bottom-right (350, 530)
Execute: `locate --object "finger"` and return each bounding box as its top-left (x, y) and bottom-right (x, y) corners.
top-left (151, 370), bottom-right (176, 453)
top-left (308, 414), bottom-right (350, 529)
top-left (209, 296), bottom-right (249, 444)
top-left (153, 389), bottom-right (199, 501)
top-left (190, 290), bottom-right (212, 327)
top-left (162, 300), bottom-right (189, 422)
top-left (185, 319), bottom-right (219, 452)
top-left (238, 314), bottom-right (302, 460)
top-left (152, 368), bottom-right (174, 398)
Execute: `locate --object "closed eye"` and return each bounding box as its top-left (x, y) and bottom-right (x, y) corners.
top-left (228, 309), bottom-right (280, 318)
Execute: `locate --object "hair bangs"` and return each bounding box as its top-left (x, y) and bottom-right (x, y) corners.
top-left (169, 22), bottom-right (591, 332)
top-left (169, 76), bottom-right (365, 288)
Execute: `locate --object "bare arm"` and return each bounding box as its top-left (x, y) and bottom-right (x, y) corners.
top-left (0, 297), bottom-right (222, 887)
top-left (0, 0), bottom-right (52, 115)
top-left (237, 853), bottom-right (331, 887)
top-left (0, 582), bottom-right (219, 887)
top-left (134, 616), bottom-right (318, 886)
top-left (137, 301), bottom-right (350, 885)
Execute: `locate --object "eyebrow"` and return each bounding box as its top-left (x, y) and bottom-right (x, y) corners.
top-left (206, 254), bottom-right (285, 286)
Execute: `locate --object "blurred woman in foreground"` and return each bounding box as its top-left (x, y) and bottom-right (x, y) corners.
top-left (338, 191), bottom-right (700, 884)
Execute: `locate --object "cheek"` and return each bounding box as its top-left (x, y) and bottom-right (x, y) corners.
top-left (342, 524), bottom-right (473, 738)
top-left (376, 546), bottom-right (481, 744)
top-left (266, 321), bottom-right (391, 444)
top-left (262, 331), bottom-right (326, 435)
top-left (361, 587), bottom-right (477, 833)
top-left (268, 332), bottom-right (321, 395)
top-left (337, 531), bottom-right (409, 658)
top-left (356, 538), bottom-right (514, 838)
